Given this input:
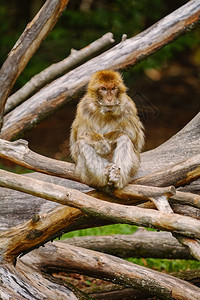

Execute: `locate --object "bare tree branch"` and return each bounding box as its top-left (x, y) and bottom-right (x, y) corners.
top-left (0, 0), bottom-right (69, 130)
top-left (4, 33), bottom-right (114, 114)
top-left (20, 241), bottom-right (200, 300)
top-left (1, 168), bottom-right (200, 263)
top-left (0, 138), bottom-right (199, 197)
top-left (63, 229), bottom-right (194, 259)
top-left (1, 0), bottom-right (200, 140)
top-left (0, 138), bottom-right (77, 181)
top-left (172, 191), bottom-right (200, 209)
top-left (138, 112), bottom-right (200, 178)
top-left (134, 154), bottom-right (200, 187)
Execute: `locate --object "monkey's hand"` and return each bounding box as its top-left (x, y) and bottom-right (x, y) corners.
top-left (105, 164), bottom-right (123, 189)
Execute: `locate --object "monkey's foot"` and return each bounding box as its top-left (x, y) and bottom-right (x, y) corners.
top-left (106, 164), bottom-right (123, 189)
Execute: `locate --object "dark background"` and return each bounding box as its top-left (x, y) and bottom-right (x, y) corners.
top-left (0, 0), bottom-right (199, 166)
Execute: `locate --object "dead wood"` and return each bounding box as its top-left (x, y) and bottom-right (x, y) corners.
top-left (171, 191), bottom-right (200, 209)
top-left (0, 0), bottom-right (69, 130)
top-left (17, 241), bottom-right (200, 300)
top-left (0, 138), bottom-right (78, 181)
top-left (2, 168), bottom-right (200, 263)
top-left (86, 286), bottom-right (148, 300)
top-left (0, 172), bottom-right (91, 230)
top-left (1, 0), bottom-right (200, 140)
top-left (0, 111), bottom-right (200, 261)
top-left (170, 203), bottom-right (200, 220)
top-left (5, 32), bottom-right (114, 114)
top-left (140, 201), bottom-right (200, 220)
top-left (86, 269), bottom-right (200, 299)
top-left (142, 170), bottom-right (200, 261)
top-left (62, 229), bottom-right (193, 260)
top-left (137, 112), bottom-right (200, 179)
top-left (0, 2), bottom-right (199, 298)
top-left (0, 113), bottom-right (199, 189)
top-left (134, 153), bottom-right (200, 188)
top-left (0, 261), bottom-right (87, 300)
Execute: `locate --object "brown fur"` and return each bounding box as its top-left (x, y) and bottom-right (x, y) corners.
top-left (70, 70), bottom-right (144, 189)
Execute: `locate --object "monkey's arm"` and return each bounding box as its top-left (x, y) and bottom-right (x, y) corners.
top-left (77, 131), bottom-right (112, 158)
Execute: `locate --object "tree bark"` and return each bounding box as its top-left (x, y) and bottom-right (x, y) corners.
top-left (18, 241), bottom-right (200, 300)
top-left (1, 0), bottom-right (200, 140)
top-left (0, 260), bottom-right (88, 300)
top-left (62, 229), bottom-right (194, 259)
top-left (1, 168), bottom-right (200, 263)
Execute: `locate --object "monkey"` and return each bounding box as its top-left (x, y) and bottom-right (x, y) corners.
top-left (70, 70), bottom-right (144, 190)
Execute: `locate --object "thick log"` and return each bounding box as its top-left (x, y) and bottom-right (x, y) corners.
top-left (19, 241), bottom-right (200, 300)
top-left (137, 112), bottom-right (200, 178)
top-left (143, 201), bottom-right (200, 221)
top-left (77, 269), bottom-right (200, 299)
top-left (1, 0), bottom-right (200, 140)
top-left (0, 172), bottom-right (91, 230)
top-left (134, 153), bottom-right (200, 187)
top-left (63, 230), bottom-right (193, 260)
top-left (88, 286), bottom-right (150, 300)
top-left (2, 169), bottom-right (200, 262)
top-left (0, 261), bottom-right (87, 300)
top-left (0, 172), bottom-right (199, 228)
top-left (0, 138), bottom-right (78, 181)
top-left (0, 0), bottom-right (69, 130)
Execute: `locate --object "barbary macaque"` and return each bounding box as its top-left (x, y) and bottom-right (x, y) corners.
top-left (70, 70), bottom-right (144, 189)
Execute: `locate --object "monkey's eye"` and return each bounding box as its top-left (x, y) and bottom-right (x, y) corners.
top-left (111, 87), bottom-right (116, 91)
top-left (101, 87), bottom-right (106, 91)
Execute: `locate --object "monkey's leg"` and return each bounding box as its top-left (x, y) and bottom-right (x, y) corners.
top-left (112, 135), bottom-right (139, 187)
top-left (75, 140), bottom-right (109, 187)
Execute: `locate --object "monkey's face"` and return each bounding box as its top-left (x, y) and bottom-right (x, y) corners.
top-left (97, 85), bottom-right (120, 113)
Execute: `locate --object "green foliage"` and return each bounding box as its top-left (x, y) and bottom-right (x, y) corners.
top-left (62, 224), bottom-right (138, 239)
top-left (128, 257), bottom-right (200, 273)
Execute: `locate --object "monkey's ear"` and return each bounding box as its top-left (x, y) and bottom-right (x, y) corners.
top-left (118, 82), bottom-right (127, 93)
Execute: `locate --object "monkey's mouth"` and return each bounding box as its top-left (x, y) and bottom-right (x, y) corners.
top-left (100, 103), bottom-right (119, 108)
top-left (100, 105), bottom-right (119, 114)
